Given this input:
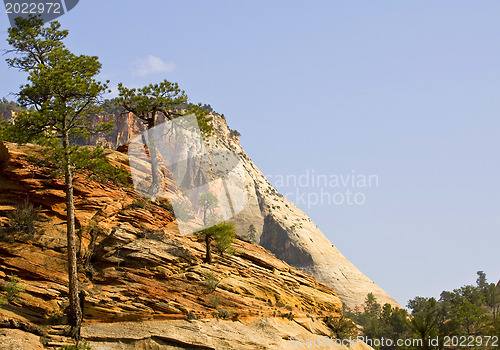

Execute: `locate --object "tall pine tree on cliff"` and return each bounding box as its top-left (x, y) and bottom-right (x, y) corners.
top-left (4, 16), bottom-right (111, 338)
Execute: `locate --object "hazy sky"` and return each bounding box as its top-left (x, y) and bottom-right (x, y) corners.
top-left (1, 1), bottom-right (499, 306)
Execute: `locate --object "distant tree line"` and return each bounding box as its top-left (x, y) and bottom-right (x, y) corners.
top-left (342, 271), bottom-right (500, 350)
top-left (0, 98), bottom-right (24, 114)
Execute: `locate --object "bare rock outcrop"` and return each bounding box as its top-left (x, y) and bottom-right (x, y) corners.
top-left (76, 111), bottom-right (399, 308)
top-left (81, 318), bottom-right (373, 350)
top-left (202, 116), bottom-right (399, 308)
top-left (0, 142), bottom-right (357, 349)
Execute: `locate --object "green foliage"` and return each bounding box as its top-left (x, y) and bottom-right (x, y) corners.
top-left (325, 315), bottom-right (358, 340)
top-left (347, 293), bottom-right (412, 350)
top-left (0, 98), bottom-right (24, 114)
top-left (73, 147), bottom-right (130, 185)
top-left (6, 199), bottom-right (41, 235)
top-left (22, 144), bottom-right (130, 185)
top-left (117, 80), bottom-right (187, 124)
top-left (60, 342), bottom-right (93, 350)
top-left (117, 81), bottom-right (213, 135)
top-left (199, 103), bottom-right (213, 113)
top-left (6, 16), bottom-right (67, 71)
top-left (101, 98), bottom-right (125, 115)
top-left (125, 198), bottom-right (151, 210)
top-left (198, 192), bottom-right (218, 226)
top-left (203, 273), bottom-right (220, 293)
top-left (4, 16), bottom-right (111, 156)
top-left (0, 295), bottom-right (7, 307)
top-left (217, 309), bottom-right (232, 319)
top-left (208, 295), bottom-right (221, 309)
top-left (187, 102), bottom-right (214, 136)
top-left (350, 272), bottom-right (499, 350)
top-left (14, 49), bottom-right (108, 140)
top-left (4, 274), bottom-right (25, 301)
top-left (196, 193), bottom-right (235, 261)
top-left (229, 128), bottom-right (240, 138)
top-left (47, 307), bottom-right (64, 324)
top-left (439, 284), bottom-right (490, 337)
top-left (212, 222), bottom-right (236, 256)
top-left (247, 224), bottom-right (257, 243)
top-left (198, 221), bottom-right (236, 263)
top-left (477, 271), bottom-right (500, 322)
top-left (407, 296), bottom-right (440, 345)
top-left (4, 16), bottom-right (110, 334)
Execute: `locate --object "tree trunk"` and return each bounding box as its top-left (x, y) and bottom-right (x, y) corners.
top-left (146, 118), bottom-right (160, 201)
top-left (204, 234), bottom-right (212, 263)
top-left (63, 131), bottom-right (82, 338)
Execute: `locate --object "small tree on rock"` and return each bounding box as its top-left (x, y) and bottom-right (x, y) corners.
top-left (247, 224), bottom-right (256, 243)
top-left (199, 221), bottom-right (235, 263)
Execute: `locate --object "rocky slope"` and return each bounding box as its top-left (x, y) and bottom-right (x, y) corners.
top-left (80, 111), bottom-right (399, 309)
top-left (0, 142), bottom-right (369, 349)
top-left (207, 116), bottom-right (399, 309)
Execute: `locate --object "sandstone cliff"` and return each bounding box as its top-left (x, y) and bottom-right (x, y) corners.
top-left (0, 142), bottom-right (367, 349)
top-left (206, 115), bottom-right (399, 309)
top-left (80, 111), bottom-right (399, 309)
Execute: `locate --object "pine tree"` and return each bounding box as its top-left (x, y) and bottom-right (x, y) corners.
top-left (117, 81), bottom-right (213, 200)
top-left (4, 16), bottom-right (110, 338)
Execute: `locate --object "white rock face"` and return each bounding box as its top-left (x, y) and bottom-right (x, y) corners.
top-left (204, 115), bottom-right (400, 309)
top-left (120, 112), bottom-right (399, 309)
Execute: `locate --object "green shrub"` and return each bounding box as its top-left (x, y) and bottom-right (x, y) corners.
top-left (125, 198), bottom-right (150, 210)
top-left (325, 315), bottom-right (358, 340)
top-left (218, 309), bottom-right (232, 319)
top-left (47, 307), bottom-right (64, 324)
top-left (71, 146), bottom-right (131, 186)
top-left (0, 98), bottom-right (24, 114)
top-left (209, 295), bottom-right (221, 309)
top-left (4, 274), bottom-right (25, 301)
top-left (203, 273), bottom-right (220, 293)
top-left (61, 342), bottom-right (94, 350)
top-left (0, 295), bottom-right (7, 308)
top-left (7, 200), bottom-right (41, 235)
top-left (156, 199), bottom-right (175, 217)
top-left (213, 223), bottom-right (236, 256)
top-left (229, 129), bottom-right (240, 138)
top-left (169, 200), bottom-right (195, 221)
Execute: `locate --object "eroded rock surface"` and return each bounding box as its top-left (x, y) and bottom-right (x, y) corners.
top-left (0, 142), bottom-right (355, 349)
top-left (72, 108), bottom-right (399, 308)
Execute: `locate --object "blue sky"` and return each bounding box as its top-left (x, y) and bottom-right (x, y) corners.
top-left (1, 1), bottom-right (499, 306)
